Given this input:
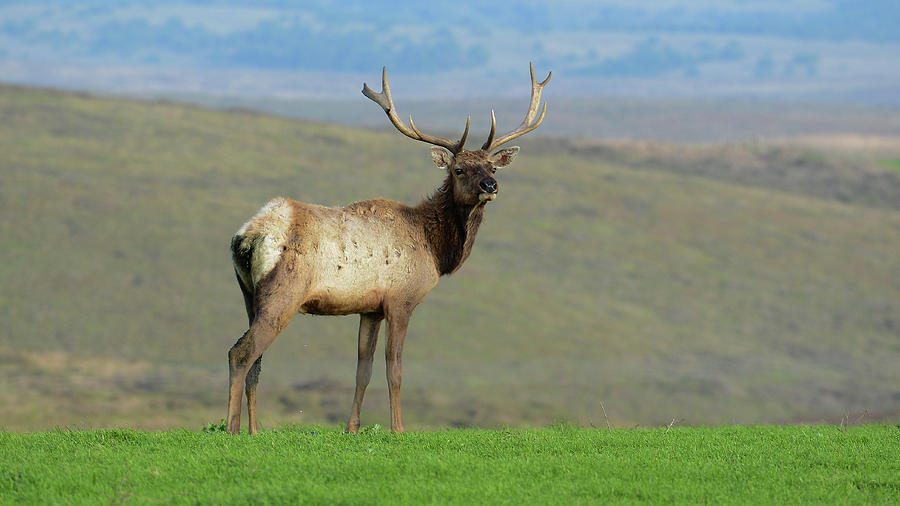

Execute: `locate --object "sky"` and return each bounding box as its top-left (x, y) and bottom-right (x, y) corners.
top-left (0, 1), bottom-right (898, 103)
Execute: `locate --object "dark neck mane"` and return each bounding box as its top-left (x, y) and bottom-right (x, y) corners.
top-left (416, 175), bottom-right (485, 276)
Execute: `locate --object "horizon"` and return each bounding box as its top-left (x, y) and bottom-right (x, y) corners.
top-left (1, 1), bottom-right (898, 104)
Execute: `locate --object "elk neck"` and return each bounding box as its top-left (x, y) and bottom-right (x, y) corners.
top-left (416, 174), bottom-right (486, 276)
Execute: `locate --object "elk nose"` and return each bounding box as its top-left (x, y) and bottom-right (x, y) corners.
top-left (480, 178), bottom-right (498, 194)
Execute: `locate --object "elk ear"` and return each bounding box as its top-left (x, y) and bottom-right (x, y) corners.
top-left (490, 146), bottom-right (519, 168)
top-left (431, 147), bottom-right (453, 169)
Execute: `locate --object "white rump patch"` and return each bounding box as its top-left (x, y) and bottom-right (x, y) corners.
top-left (235, 198), bottom-right (285, 236)
top-left (234, 198), bottom-right (293, 287)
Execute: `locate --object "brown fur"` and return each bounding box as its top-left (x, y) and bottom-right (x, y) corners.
top-left (225, 64), bottom-right (549, 435)
top-left (417, 174), bottom-right (486, 275)
top-left (225, 149), bottom-right (505, 434)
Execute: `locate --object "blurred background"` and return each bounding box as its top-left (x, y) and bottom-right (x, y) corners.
top-left (1, 0), bottom-right (899, 431)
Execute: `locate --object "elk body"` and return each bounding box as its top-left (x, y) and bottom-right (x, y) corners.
top-left (226, 64), bottom-right (550, 434)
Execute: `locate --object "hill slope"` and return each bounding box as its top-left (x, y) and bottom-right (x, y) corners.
top-left (1, 84), bottom-right (899, 430)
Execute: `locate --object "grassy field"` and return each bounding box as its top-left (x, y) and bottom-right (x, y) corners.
top-left (1, 83), bottom-right (900, 431)
top-left (1, 425), bottom-right (898, 504)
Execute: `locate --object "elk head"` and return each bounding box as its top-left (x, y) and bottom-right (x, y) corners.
top-left (363, 63), bottom-right (551, 207)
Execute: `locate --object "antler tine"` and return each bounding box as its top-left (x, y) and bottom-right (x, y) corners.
top-left (362, 67), bottom-right (416, 139)
top-left (484, 62), bottom-right (551, 152)
top-left (457, 115), bottom-right (470, 151)
top-left (481, 109), bottom-right (496, 150)
top-left (362, 66), bottom-right (469, 154)
top-left (409, 114), bottom-right (469, 154)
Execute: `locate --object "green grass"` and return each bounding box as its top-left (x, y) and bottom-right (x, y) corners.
top-left (879, 158), bottom-right (900, 172)
top-left (1, 425), bottom-right (897, 504)
top-left (2, 83), bottom-right (900, 430)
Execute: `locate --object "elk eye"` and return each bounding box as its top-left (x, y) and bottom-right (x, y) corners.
top-left (454, 168), bottom-right (464, 175)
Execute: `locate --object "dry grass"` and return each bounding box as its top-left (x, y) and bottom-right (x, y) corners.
top-left (2, 84), bottom-right (899, 430)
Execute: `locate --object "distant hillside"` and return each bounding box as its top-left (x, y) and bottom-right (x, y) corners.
top-left (537, 136), bottom-right (900, 212)
top-left (1, 84), bottom-right (899, 430)
top-left (172, 94), bottom-right (900, 144)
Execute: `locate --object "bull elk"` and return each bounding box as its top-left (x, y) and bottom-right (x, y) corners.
top-left (227, 63), bottom-right (551, 434)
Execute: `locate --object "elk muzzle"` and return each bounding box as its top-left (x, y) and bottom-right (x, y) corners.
top-left (479, 177), bottom-right (498, 201)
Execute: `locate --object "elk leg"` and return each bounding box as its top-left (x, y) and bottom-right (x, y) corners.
top-left (245, 356), bottom-right (263, 434)
top-left (235, 268), bottom-right (256, 326)
top-left (226, 303), bottom-right (296, 434)
top-left (345, 313), bottom-right (383, 434)
top-left (384, 309), bottom-right (411, 433)
top-left (226, 330), bottom-right (253, 434)
top-left (234, 269), bottom-right (265, 434)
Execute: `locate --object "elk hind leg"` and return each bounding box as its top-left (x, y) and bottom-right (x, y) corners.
top-left (227, 296), bottom-right (297, 434)
top-left (226, 330), bottom-right (253, 434)
top-left (235, 270), bottom-right (264, 435)
top-left (245, 356), bottom-right (263, 434)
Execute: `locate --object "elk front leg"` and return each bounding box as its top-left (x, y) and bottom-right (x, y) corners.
top-left (384, 309), bottom-right (411, 433)
top-left (345, 313), bottom-right (383, 434)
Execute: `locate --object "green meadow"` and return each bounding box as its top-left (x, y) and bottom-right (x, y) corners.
top-left (1, 425), bottom-right (898, 504)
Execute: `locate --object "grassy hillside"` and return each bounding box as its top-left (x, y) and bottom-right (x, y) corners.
top-left (541, 136), bottom-right (900, 212)
top-left (2, 425), bottom-right (898, 504)
top-left (1, 83), bottom-right (899, 430)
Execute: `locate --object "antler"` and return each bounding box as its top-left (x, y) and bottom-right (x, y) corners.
top-left (482, 62), bottom-right (551, 151)
top-left (363, 67), bottom-right (470, 154)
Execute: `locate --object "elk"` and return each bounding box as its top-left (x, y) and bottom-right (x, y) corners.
top-left (227, 63), bottom-right (551, 434)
